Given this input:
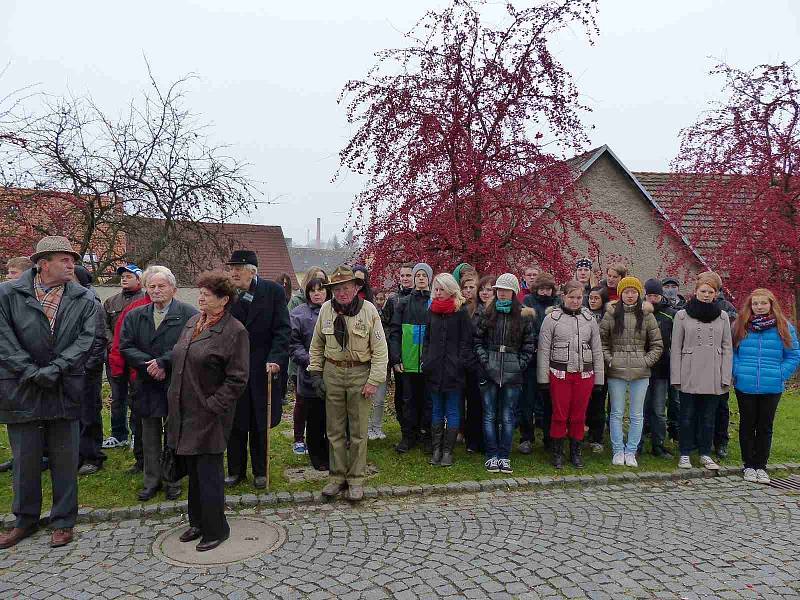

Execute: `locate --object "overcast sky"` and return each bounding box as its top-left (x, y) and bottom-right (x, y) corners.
top-left (2, 0), bottom-right (798, 244)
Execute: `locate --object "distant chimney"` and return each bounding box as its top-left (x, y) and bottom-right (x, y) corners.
top-left (316, 218), bottom-right (321, 249)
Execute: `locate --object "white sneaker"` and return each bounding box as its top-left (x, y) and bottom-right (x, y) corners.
top-left (755, 469), bottom-right (771, 484)
top-left (624, 453), bottom-right (638, 468)
top-left (678, 455), bottom-right (692, 469)
top-left (101, 436), bottom-right (125, 449)
top-left (377, 431), bottom-right (387, 440)
top-left (743, 468), bottom-right (758, 482)
top-left (367, 429), bottom-right (379, 441)
top-left (485, 457), bottom-right (500, 473)
top-left (699, 455), bottom-right (720, 470)
top-left (589, 442), bottom-right (603, 454)
top-left (612, 452), bottom-right (625, 466)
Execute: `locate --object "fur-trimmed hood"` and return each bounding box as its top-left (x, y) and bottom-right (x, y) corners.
top-left (521, 306), bottom-right (535, 319)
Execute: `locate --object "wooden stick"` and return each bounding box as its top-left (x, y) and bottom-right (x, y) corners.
top-left (266, 369), bottom-right (273, 490)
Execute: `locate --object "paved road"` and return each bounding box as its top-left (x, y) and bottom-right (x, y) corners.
top-left (1, 477), bottom-right (798, 599)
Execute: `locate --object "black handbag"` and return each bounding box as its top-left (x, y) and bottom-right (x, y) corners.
top-left (160, 444), bottom-right (186, 483)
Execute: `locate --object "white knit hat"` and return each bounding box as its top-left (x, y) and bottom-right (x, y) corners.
top-left (493, 273), bottom-right (520, 295)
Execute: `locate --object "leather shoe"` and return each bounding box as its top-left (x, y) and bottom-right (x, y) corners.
top-left (253, 476), bottom-right (267, 489)
top-left (50, 528), bottom-right (74, 548)
top-left (196, 532), bottom-right (229, 553)
top-left (165, 487), bottom-right (182, 501)
top-left (0, 525), bottom-right (38, 549)
top-left (78, 463), bottom-right (100, 475)
top-left (137, 485), bottom-right (162, 501)
top-left (179, 527), bottom-right (202, 543)
top-left (321, 481), bottom-right (347, 497)
top-left (0, 458), bottom-right (12, 473)
top-left (346, 485), bottom-right (364, 502)
top-left (224, 474), bottom-right (243, 488)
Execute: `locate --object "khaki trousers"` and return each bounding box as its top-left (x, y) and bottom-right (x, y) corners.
top-left (323, 362), bottom-right (370, 486)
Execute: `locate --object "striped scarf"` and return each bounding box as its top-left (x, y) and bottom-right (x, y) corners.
top-left (34, 274), bottom-right (65, 333)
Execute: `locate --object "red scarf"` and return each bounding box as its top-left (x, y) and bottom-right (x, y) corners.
top-left (430, 297), bottom-right (456, 314)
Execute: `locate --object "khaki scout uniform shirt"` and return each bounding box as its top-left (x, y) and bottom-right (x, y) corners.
top-left (308, 300), bottom-right (388, 387)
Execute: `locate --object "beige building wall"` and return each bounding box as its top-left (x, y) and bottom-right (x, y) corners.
top-left (573, 153), bottom-right (702, 294)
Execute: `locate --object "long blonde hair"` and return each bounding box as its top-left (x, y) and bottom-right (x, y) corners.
top-left (433, 273), bottom-right (465, 310)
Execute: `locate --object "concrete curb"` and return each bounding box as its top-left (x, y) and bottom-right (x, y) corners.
top-left (4, 463), bottom-right (799, 528)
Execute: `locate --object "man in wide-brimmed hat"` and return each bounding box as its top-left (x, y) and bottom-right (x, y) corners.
top-left (224, 249), bottom-right (290, 490)
top-left (0, 236), bottom-right (97, 549)
top-left (308, 265), bottom-right (388, 502)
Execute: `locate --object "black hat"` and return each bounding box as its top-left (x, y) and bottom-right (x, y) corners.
top-left (226, 250), bottom-right (258, 267)
top-left (575, 258), bottom-right (593, 270)
top-left (644, 278), bottom-right (663, 296)
top-left (661, 277), bottom-right (680, 287)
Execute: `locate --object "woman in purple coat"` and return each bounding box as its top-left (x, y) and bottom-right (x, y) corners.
top-left (289, 277), bottom-right (331, 470)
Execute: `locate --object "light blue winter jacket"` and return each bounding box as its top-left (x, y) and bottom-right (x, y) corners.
top-left (732, 323), bottom-right (800, 394)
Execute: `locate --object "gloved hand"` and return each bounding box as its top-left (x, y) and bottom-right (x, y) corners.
top-left (309, 372), bottom-right (326, 398)
top-left (32, 365), bottom-right (61, 389)
top-left (538, 383), bottom-right (550, 392)
top-left (593, 384), bottom-right (604, 394)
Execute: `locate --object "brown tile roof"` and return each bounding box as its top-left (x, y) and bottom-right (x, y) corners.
top-left (211, 222), bottom-right (297, 286)
top-left (633, 172), bottom-right (752, 263)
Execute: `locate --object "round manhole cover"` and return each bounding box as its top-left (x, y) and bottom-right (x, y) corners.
top-left (153, 517), bottom-right (286, 567)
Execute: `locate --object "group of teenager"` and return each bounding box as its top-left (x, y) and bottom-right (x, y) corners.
top-left (288, 259), bottom-right (799, 482)
top-left (1, 236), bottom-right (799, 552)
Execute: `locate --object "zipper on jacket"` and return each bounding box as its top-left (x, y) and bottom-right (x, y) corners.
top-left (576, 314), bottom-right (582, 372)
top-left (499, 314), bottom-right (507, 388)
top-left (757, 333), bottom-right (762, 391)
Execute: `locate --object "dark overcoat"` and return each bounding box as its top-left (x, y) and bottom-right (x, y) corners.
top-left (0, 269), bottom-right (96, 424)
top-left (230, 276), bottom-right (290, 431)
top-left (166, 311), bottom-right (250, 455)
top-left (120, 300), bottom-right (198, 419)
top-left (422, 305), bottom-right (473, 393)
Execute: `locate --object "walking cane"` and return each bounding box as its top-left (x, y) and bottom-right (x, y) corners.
top-left (265, 368), bottom-right (273, 490)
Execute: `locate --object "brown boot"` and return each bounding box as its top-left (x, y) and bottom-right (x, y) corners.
top-left (321, 481), bottom-right (347, 497)
top-left (0, 526), bottom-right (38, 549)
top-left (346, 485), bottom-right (364, 502)
top-left (50, 528), bottom-right (74, 548)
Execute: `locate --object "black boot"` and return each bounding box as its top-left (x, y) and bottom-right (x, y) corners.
top-left (569, 439), bottom-right (584, 469)
top-left (421, 430), bottom-right (432, 454)
top-left (551, 438), bottom-right (564, 469)
top-left (440, 428), bottom-right (458, 467)
top-left (395, 432), bottom-right (416, 454)
top-left (429, 424), bottom-right (444, 465)
top-left (652, 440), bottom-right (672, 458)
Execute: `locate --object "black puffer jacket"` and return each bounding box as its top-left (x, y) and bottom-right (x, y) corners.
top-left (523, 292), bottom-right (558, 326)
top-left (473, 303), bottom-right (536, 387)
top-left (0, 270), bottom-right (97, 424)
top-left (422, 305), bottom-right (473, 393)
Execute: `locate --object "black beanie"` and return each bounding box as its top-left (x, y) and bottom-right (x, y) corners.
top-left (644, 278), bottom-right (663, 296)
top-left (74, 265), bottom-right (93, 288)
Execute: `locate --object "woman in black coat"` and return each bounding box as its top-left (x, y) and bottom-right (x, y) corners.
top-left (423, 273), bottom-right (473, 467)
top-left (167, 272), bottom-right (249, 552)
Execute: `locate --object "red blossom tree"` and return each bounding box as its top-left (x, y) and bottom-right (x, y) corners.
top-left (337, 0), bottom-right (620, 282)
top-left (663, 61), bottom-right (800, 319)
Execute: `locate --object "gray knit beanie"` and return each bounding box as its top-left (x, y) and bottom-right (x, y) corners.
top-left (413, 262), bottom-right (433, 286)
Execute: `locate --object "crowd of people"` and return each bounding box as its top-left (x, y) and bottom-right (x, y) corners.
top-left (1, 235), bottom-right (799, 552)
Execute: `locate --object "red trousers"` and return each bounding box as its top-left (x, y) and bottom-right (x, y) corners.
top-left (549, 371), bottom-right (595, 440)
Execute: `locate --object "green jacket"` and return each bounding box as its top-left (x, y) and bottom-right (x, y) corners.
top-left (599, 301), bottom-right (663, 381)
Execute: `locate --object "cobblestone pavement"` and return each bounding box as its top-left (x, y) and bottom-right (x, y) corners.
top-left (1, 477), bottom-right (799, 599)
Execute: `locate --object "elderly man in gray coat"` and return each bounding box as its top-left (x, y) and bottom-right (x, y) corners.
top-left (0, 236), bottom-right (97, 549)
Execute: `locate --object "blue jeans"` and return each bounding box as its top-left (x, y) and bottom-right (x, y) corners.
top-left (608, 378), bottom-right (650, 455)
top-left (431, 391), bottom-right (462, 429)
top-left (679, 393), bottom-right (719, 456)
top-left (482, 384), bottom-right (520, 460)
top-left (642, 377), bottom-right (669, 446)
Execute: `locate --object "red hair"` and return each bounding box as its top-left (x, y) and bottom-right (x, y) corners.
top-left (733, 288), bottom-right (793, 349)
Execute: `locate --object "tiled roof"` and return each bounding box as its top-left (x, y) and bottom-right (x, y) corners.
top-left (633, 172), bottom-right (751, 262)
top-left (213, 222), bottom-right (297, 286)
top-left (289, 247), bottom-right (356, 275)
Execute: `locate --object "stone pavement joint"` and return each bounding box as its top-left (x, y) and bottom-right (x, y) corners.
top-left (1, 475), bottom-right (799, 599)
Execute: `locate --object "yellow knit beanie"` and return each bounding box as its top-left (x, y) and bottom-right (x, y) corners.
top-left (617, 276), bottom-right (644, 298)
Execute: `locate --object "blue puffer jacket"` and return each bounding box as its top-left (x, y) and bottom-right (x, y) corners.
top-left (733, 323), bottom-right (800, 394)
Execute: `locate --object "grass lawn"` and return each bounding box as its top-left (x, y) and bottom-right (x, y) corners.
top-left (1, 387), bottom-right (798, 513)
